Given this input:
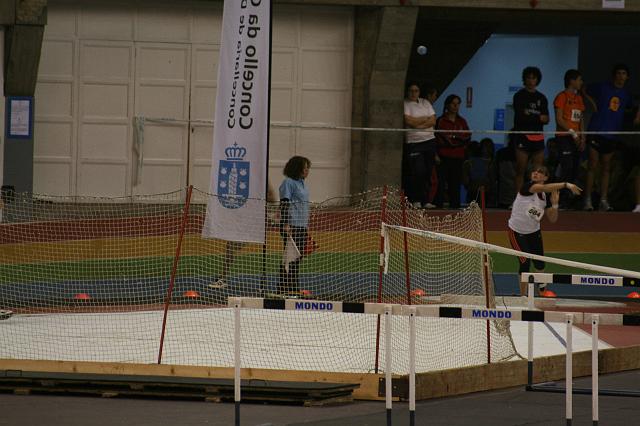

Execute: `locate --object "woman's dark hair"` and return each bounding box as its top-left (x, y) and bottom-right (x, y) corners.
top-left (480, 137), bottom-right (495, 159)
top-left (522, 66), bottom-right (542, 85)
top-left (405, 81), bottom-right (421, 97)
top-left (442, 94), bottom-right (461, 114)
top-left (612, 63), bottom-right (630, 77)
top-left (283, 156), bottom-right (311, 179)
top-left (468, 141), bottom-right (481, 157)
top-left (423, 87), bottom-right (437, 99)
top-left (564, 69), bottom-right (581, 88)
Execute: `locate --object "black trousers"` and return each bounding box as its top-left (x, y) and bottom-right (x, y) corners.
top-left (556, 136), bottom-right (580, 206)
top-left (404, 140), bottom-right (436, 205)
top-left (279, 225), bottom-right (308, 293)
top-left (437, 157), bottom-right (464, 208)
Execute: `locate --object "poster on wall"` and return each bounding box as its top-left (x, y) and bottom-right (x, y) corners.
top-left (5, 96), bottom-right (33, 139)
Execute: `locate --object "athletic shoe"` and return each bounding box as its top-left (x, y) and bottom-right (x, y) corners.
top-left (412, 202), bottom-right (422, 209)
top-left (583, 198), bottom-right (593, 211)
top-left (632, 204), bottom-right (640, 213)
top-left (0, 309), bottom-right (13, 320)
top-left (208, 278), bottom-right (228, 288)
top-left (423, 203), bottom-right (436, 209)
top-left (599, 199), bottom-right (613, 211)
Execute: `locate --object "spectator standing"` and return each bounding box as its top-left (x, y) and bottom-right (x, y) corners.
top-left (553, 69), bottom-right (586, 208)
top-left (403, 83), bottom-right (437, 209)
top-left (279, 156), bottom-right (312, 295)
top-left (435, 94), bottom-right (471, 208)
top-left (583, 64), bottom-right (640, 211)
top-left (512, 67), bottom-right (550, 194)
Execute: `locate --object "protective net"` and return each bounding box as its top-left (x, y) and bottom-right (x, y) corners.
top-left (0, 186), bottom-right (519, 374)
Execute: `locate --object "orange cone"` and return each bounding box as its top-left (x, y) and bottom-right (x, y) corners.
top-left (627, 291), bottom-right (640, 299)
top-left (411, 289), bottom-right (426, 297)
top-left (300, 289), bottom-right (312, 296)
top-left (541, 289), bottom-right (556, 298)
top-left (73, 293), bottom-right (91, 300)
top-left (183, 290), bottom-right (200, 298)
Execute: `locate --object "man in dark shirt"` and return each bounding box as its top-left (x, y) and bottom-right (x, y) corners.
top-left (582, 64), bottom-right (640, 211)
top-left (512, 66), bottom-right (550, 196)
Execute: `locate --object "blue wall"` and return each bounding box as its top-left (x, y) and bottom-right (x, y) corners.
top-left (433, 34), bottom-right (579, 148)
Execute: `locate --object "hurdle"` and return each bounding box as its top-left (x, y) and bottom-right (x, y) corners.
top-left (229, 297), bottom-right (640, 425)
top-left (522, 272), bottom-right (640, 404)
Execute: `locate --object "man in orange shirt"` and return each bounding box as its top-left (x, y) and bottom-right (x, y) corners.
top-left (553, 69), bottom-right (585, 209)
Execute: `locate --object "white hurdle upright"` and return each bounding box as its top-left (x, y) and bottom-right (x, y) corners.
top-left (233, 299), bottom-right (241, 426)
top-left (229, 297), bottom-right (637, 425)
top-left (522, 271), bottom-right (640, 425)
top-left (384, 305), bottom-right (393, 426)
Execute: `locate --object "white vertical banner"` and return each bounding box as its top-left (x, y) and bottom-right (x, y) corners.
top-left (203, 0), bottom-right (271, 243)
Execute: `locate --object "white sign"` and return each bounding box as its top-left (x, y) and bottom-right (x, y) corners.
top-left (602, 0), bottom-right (624, 9)
top-left (9, 99), bottom-right (31, 137)
top-left (203, 0), bottom-right (271, 243)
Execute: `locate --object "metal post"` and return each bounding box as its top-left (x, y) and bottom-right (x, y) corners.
top-left (409, 307), bottom-right (416, 426)
top-left (234, 300), bottom-right (241, 426)
top-left (566, 314), bottom-right (573, 426)
top-left (385, 306), bottom-right (393, 426)
top-left (592, 315), bottom-right (599, 426)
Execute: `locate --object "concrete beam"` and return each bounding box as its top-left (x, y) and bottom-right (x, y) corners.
top-left (0, 0), bottom-right (16, 25)
top-left (4, 24), bottom-right (44, 96)
top-left (16, 0), bottom-right (47, 25)
top-left (273, 0), bottom-right (640, 12)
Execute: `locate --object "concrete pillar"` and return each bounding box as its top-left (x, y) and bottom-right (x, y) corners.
top-left (350, 6), bottom-right (418, 193)
top-left (2, 0), bottom-right (46, 193)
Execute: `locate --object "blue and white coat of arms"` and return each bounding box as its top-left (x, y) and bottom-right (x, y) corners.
top-left (218, 143), bottom-right (250, 209)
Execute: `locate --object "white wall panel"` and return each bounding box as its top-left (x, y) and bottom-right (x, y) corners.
top-left (80, 44), bottom-right (132, 80)
top-left (79, 3), bottom-right (134, 40)
top-left (44, 5), bottom-right (77, 38)
top-left (38, 1), bottom-right (353, 200)
top-left (34, 122), bottom-right (73, 157)
top-left (192, 4), bottom-right (223, 43)
top-left (79, 124), bottom-right (128, 159)
top-left (35, 82), bottom-right (73, 118)
top-left (136, 6), bottom-right (191, 42)
top-left (301, 10), bottom-right (351, 48)
top-left (78, 163), bottom-right (128, 196)
top-left (33, 163), bottom-right (73, 195)
top-left (82, 84), bottom-right (129, 119)
top-left (39, 40), bottom-right (74, 78)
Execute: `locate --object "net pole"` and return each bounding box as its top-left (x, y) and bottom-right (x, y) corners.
top-left (374, 185), bottom-right (389, 374)
top-left (157, 185), bottom-right (193, 364)
top-left (592, 315), bottom-right (599, 426)
top-left (481, 188), bottom-right (491, 363)
top-left (400, 190), bottom-right (412, 305)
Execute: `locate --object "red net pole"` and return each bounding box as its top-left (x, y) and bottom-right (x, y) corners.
top-left (401, 190), bottom-right (412, 305)
top-left (481, 187), bottom-right (492, 364)
top-left (374, 185), bottom-right (388, 374)
top-left (157, 185), bottom-right (193, 364)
